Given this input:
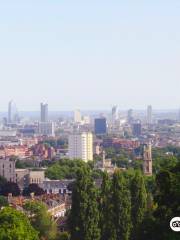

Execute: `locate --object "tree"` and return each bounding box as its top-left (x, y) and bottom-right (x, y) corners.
top-left (130, 171), bottom-right (147, 240)
top-left (99, 172), bottom-right (116, 240)
top-left (0, 196), bottom-right (9, 209)
top-left (56, 232), bottom-right (70, 240)
top-left (111, 170), bottom-right (132, 240)
top-left (70, 166), bottom-right (100, 240)
top-left (1, 182), bottom-right (20, 196)
top-left (23, 184), bottom-right (45, 196)
top-left (23, 200), bottom-right (57, 240)
top-left (0, 176), bottom-right (7, 191)
top-left (153, 166), bottom-right (180, 240)
top-left (45, 159), bottom-right (87, 180)
top-left (0, 207), bottom-right (39, 240)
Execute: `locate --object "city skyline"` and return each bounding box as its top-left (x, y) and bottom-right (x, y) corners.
top-left (0, 1), bottom-right (179, 110)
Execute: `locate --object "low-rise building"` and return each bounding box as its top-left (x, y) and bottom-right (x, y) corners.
top-left (29, 170), bottom-right (45, 185)
top-left (0, 158), bottom-right (16, 182)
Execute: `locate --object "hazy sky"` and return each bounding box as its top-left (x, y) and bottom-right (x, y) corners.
top-left (0, 1), bottom-right (179, 111)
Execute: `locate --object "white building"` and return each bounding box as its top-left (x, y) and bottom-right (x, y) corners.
top-left (38, 122), bottom-right (55, 137)
top-left (68, 132), bottom-right (93, 162)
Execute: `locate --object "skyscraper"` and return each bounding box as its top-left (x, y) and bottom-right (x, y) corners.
top-left (40, 103), bottom-right (48, 122)
top-left (143, 143), bottom-right (152, 176)
top-left (147, 105), bottom-right (152, 125)
top-left (132, 121), bottom-right (142, 137)
top-left (8, 100), bottom-right (18, 124)
top-left (68, 132), bottom-right (93, 162)
top-left (127, 109), bottom-right (133, 124)
top-left (94, 118), bottom-right (107, 135)
top-left (112, 105), bottom-right (118, 120)
top-left (74, 109), bottom-right (82, 123)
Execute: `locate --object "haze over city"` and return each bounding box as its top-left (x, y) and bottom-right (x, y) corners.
top-left (0, 1), bottom-right (180, 111)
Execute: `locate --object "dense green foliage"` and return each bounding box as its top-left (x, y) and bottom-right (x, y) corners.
top-left (99, 172), bottom-right (115, 240)
top-left (0, 176), bottom-right (7, 191)
top-left (23, 201), bottom-right (57, 240)
top-left (56, 232), bottom-right (70, 240)
top-left (45, 159), bottom-right (102, 180)
top-left (42, 138), bottom-right (68, 149)
top-left (130, 171), bottom-right (147, 240)
top-left (69, 155), bottom-right (180, 240)
top-left (23, 183), bottom-right (45, 196)
top-left (0, 207), bottom-right (39, 240)
top-left (0, 196), bottom-right (9, 208)
top-left (16, 160), bottom-right (35, 169)
top-left (112, 171), bottom-right (132, 240)
top-left (45, 159), bottom-right (87, 179)
top-left (1, 182), bottom-right (20, 196)
top-left (70, 166), bottom-right (100, 240)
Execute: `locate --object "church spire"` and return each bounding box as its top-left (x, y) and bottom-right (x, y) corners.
top-left (143, 143), bottom-right (152, 176)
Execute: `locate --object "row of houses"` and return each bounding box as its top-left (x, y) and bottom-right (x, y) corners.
top-left (0, 158), bottom-right (73, 194)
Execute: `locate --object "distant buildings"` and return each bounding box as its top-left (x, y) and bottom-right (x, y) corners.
top-left (0, 146), bottom-right (33, 159)
top-left (0, 158), bottom-right (16, 182)
top-left (74, 109), bottom-right (81, 123)
top-left (38, 122), bottom-right (55, 137)
top-left (111, 105), bottom-right (118, 131)
top-left (127, 109), bottom-right (133, 124)
top-left (68, 132), bottom-right (93, 162)
top-left (39, 103), bottom-right (55, 136)
top-left (143, 143), bottom-right (152, 176)
top-left (132, 121), bottom-right (142, 137)
top-left (112, 105), bottom-right (118, 121)
top-left (8, 100), bottom-right (18, 124)
top-left (15, 169), bottom-right (45, 190)
top-left (103, 137), bottom-right (140, 149)
top-left (96, 151), bottom-right (117, 174)
top-left (94, 118), bottom-right (107, 135)
top-left (147, 105), bottom-right (152, 125)
top-left (41, 179), bottom-right (73, 195)
top-left (40, 103), bottom-right (48, 122)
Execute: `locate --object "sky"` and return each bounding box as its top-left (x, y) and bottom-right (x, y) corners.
top-left (0, 0), bottom-right (180, 111)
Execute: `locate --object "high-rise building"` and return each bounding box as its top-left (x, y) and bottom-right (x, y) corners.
top-left (143, 143), bottom-right (152, 176)
top-left (127, 109), bottom-right (133, 124)
top-left (40, 103), bottom-right (48, 122)
top-left (94, 118), bottom-right (107, 135)
top-left (112, 106), bottom-right (118, 120)
top-left (112, 105), bottom-right (118, 128)
top-left (68, 132), bottom-right (93, 162)
top-left (132, 121), bottom-right (142, 137)
top-left (74, 109), bottom-right (82, 123)
top-left (147, 105), bottom-right (152, 125)
top-left (8, 100), bottom-right (18, 124)
top-left (38, 122), bottom-right (55, 137)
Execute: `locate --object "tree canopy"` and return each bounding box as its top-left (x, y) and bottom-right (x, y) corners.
top-left (23, 200), bottom-right (57, 240)
top-left (0, 207), bottom-right (39, 240)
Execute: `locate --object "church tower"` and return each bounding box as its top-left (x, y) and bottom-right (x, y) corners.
top-left (143, 143), bottom-right (152, 176)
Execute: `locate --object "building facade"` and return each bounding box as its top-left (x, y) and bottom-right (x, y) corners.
top-left (0, 158), bottom-right (16, 182)
top-left (143, 144), bottom-right (153, 176)
top-left (68, 132), bottom-right (93, 162)
top-left (147, 105), bottom-right (152, 125)
top-left (94, 118), bottom-right (107, 135)
top-left (38, 122), bottom-right (55, 137)
top-left (40, 103), bottom-right (48, 122)
top-left (74, 109), bottom-right (82, 123)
